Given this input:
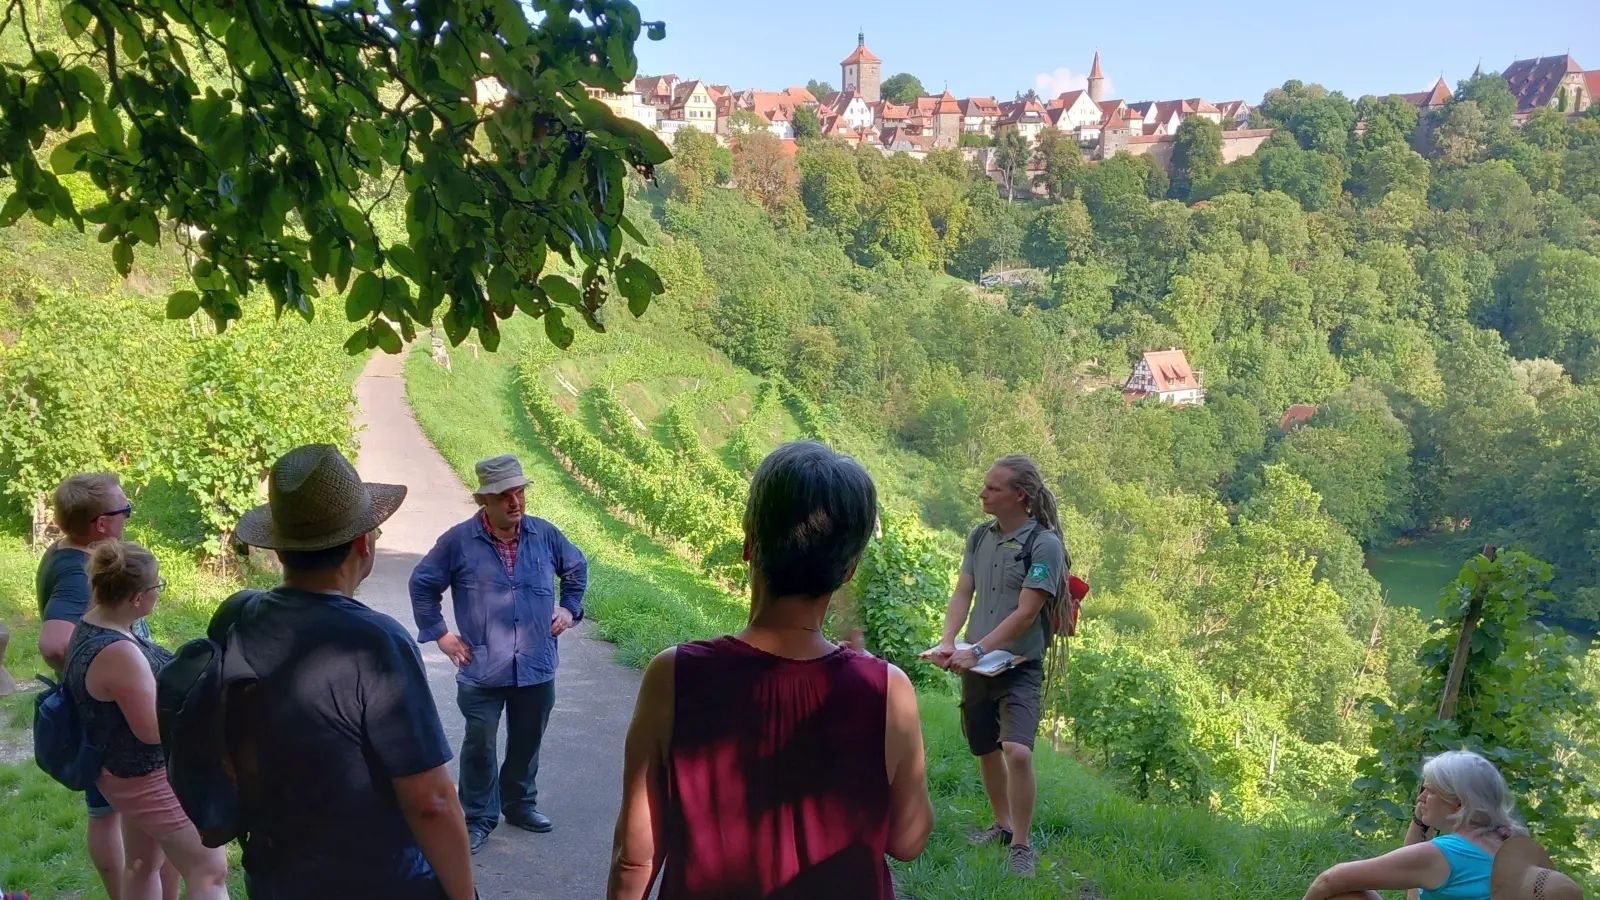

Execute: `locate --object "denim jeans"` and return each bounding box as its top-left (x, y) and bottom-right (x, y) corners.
top-left (457, 680), bottom-right (555, 832)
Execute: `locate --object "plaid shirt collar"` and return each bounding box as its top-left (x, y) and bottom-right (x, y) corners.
top-left (480, 511), bottom-right (519, 577)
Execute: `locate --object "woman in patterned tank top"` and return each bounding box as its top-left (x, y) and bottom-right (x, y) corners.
top-left (66, 541), bottom-right (231, 900)
top-left (1300, 750), bottom-right (1526, 900)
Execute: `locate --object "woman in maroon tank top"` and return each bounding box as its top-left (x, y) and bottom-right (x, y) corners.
top-left (608, 442), bottom-right (933, 900)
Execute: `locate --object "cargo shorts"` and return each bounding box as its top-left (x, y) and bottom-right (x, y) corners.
top-left (959, 661), bottom-right (1044, 756)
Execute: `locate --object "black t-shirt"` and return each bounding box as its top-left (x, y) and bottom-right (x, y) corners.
top-left (37, 545), bottom-right (91, 622)
top-left (37, 544), bottom-right (151, 641)
top-left (235, 587), bottom-right (453, 900)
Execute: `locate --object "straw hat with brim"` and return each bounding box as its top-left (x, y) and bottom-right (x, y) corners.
top-left (236, 444), bottom-right (407, 551)
top-left (1491, 837), bottom-right (1585, 900)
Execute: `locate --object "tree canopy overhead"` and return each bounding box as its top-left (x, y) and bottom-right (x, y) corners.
top-left (0, 0), bottom-right (670, 353)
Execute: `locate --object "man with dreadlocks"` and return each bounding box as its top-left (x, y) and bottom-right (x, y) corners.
top-left (927, 455), bottom-right (1068, 879)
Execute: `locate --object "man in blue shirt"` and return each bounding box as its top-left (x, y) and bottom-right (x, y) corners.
top-left (410, 454), bottom-right (588, 853)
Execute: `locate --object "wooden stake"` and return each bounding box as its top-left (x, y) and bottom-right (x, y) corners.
top-left (1343, 595), bottom-right (1387, 721)
top-left (1268, 732), bottom-right (1279, 778)
top-left (1438, 545), bottom-right (1496, 721)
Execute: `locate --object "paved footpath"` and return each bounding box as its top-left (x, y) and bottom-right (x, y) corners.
top-left (352, 350), bottom-right (643, 898)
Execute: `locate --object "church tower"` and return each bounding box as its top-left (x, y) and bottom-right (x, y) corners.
top-left (1087, 50), bottom-right (1105, 104)
top-left (841, 31), bottom-right (882, 104)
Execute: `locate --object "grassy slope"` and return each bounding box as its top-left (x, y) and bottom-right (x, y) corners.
top-left (407, 315), bottom-right (1385, 900)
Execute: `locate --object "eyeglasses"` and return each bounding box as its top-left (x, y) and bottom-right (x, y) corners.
top-left (146, 578), bottom-right (167, 594)
top-left (101, 504), bottom-right (134, 520)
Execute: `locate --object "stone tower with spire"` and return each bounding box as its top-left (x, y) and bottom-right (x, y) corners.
top-left (841, 31), bottom-right (882, 104)
top-left (1087, 50), bottom-right (1106, 104)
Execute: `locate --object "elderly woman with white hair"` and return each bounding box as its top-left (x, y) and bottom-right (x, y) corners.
top-left (1303, 750), bottom-right (1528, 900)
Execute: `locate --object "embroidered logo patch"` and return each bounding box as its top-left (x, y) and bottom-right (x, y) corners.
top-left (1027, 562), bottom-right (1049, 580)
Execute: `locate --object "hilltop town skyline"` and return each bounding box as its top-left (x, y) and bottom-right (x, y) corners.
top-left (631, 0), bottom-right (1598, 108)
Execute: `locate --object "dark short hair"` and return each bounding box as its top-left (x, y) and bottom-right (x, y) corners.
top-left (744, 441), bottom-right (877, 598)
top-left (277, 539), bottom-right (357, 573)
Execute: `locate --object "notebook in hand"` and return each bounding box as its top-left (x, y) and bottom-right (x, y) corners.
top-left (922, 642), bottom-right (1025, 676)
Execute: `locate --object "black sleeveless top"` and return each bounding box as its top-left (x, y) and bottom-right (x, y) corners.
top-left (65, 621), bottom-right (173, 778)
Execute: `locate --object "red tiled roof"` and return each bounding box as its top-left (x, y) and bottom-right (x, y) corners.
top-left (885, 132), bottom-right (940, 152)
top-left (1587, 71), bottom-right (1600, 98)
top-left (1099, 99), bottom-right (1126, 117)
top-left (670, 80), bottom-right (708, 108)
top-left (1089, 51), bottom-right (1104, 80)
top-left (998, 98), bottom-right (1047, 125)
top-left (876, 100), bottom-right (910, 119)
top-left (934, 90), bottom-right (961, 114)
top-left (635, 74), bottom-right (678, 102)
top-left (960, 96), bottom-right (1001, 116)
top-left (1397, 77), bottom-right (1453, 109)
top-left (1503, 55), bottom-right (1584, 111)
top-left (1280, 404), bottom-right (1319, 431)
top-left (1129, 133), bottom-right (1172, 144)
top-left (1215, 100), bottom-right (1251, 121)
top-left (1185, 98), bottom-right (1220, 114)
top-left (820, 90), bottom-right (867, 116)
top-left (841, 43), bottom-right (881, 66)
top-left (785, 86), bottom-right (818, 105)
top-left (1050, 89), bottom-right (1087, 111)
top-left (739, 90), bottom-right (804, 122)
top-left (1141, 350), bottom-right (1199, 393)
top-left (1104, 108), bottom-right (1129, 129)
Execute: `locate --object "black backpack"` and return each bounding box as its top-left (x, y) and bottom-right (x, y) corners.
top-left (156, 590), bottom-right (262, 849)
top-left (33, 672), bottom-right (104, 792)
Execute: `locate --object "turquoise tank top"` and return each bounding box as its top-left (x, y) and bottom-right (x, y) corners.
top-left (1419, 833), bottom-right (1494, 900)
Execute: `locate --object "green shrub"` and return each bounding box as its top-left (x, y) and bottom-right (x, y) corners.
top-left (0, 289), bottom-right (354, 554)
top-left (855, 513), bottom-right (955, 680)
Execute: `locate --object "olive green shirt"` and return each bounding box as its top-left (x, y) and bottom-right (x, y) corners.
top-left (960, 518), bottom-right (1067, 662)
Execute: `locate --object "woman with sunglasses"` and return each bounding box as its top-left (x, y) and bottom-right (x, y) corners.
top-left (66, 540), bottom-right (231, 900)
top-left (1301, 750), bottom-right (1527, 900)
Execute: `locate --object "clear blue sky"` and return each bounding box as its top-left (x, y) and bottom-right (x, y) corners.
top-left (632, 0), bottom-right (1597, 105)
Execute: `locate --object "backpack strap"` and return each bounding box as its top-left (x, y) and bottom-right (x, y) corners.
top-left (206, 590), bottom-right (262, 644)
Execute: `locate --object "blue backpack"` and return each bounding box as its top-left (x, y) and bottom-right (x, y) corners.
top-left (33, 673), bottom-right (104, 792)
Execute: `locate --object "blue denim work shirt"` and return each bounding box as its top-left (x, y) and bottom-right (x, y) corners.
top-left (409, 514), bottom-right (588, 688)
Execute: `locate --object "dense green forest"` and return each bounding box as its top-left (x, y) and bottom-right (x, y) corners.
top-left (609, 74), bottom-right (1600, 861)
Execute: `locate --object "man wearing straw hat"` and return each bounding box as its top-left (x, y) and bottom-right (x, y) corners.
top-left (234, 444), bottom-right (473, 900)
top-left (410, 454), bottom-right (588, 854)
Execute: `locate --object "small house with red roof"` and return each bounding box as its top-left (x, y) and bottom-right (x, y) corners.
top-left (820, 90), bottom-right (876, 131)
top-left (996, 98), bottom-right (1050, 141)
top-left (1214, 100), bottom-right (1254, 129)
top-left (1048, 89), bottom-right (1103, 135)
top-left (1123, 349), bottom-right (1205, 406)
top-left (959, 96), bottom-right (1003, 135)
top-left (1280, 404), bottom-right (1319, 431)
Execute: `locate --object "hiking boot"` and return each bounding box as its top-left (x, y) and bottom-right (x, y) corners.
top-left (468, 827), bottom-right (491, 854)
top-left (505, 809), bottom-right (553, 833)
top-left (967, 823), bottom-right (1013, 846)
top-left (1009, 844), bottom-right (1037, 878)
